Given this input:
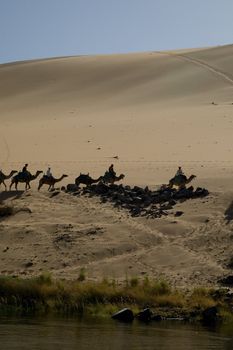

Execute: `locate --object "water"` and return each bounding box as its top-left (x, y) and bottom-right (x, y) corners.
top-left (0, 316), bottom-right (232, 350)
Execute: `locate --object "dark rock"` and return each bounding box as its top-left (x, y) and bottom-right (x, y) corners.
top-left (24, 262), bottom-right (33, 268)
top-left (67, 183), bottom-right (79, 192)
top-left (219, 275), bottom-right (233, 286)
top-left (174, 188), bottom-right (193, 199)
top-left (201, 306), bottom-right (219, 326)
top-left (112, 308), bottom-right (134, 322)
top-left (136, 308), bottom-right (153, 322)
top-left (66, 176), bottom-right (209, 219)
top-left (160, 202), bottom-right (173, 210)
top-left (50, 191), bottom-right (60, 198)
top-left (227, 257), bottom-right (233, 269)
top-left (194, 187), bottom-right (209, 197)
top-left (174, 211), bottom-right (184, 217)
top-left (151, 314), bottom-right (163, 321)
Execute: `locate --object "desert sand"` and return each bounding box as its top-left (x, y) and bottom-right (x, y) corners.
top-left (0, 44), bottom-right (233, 288)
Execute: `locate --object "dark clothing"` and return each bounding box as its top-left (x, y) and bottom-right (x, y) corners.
top-left (22, 166), bottom-right (27, 173)
top-left (108, 165), bottom-right (116, 177)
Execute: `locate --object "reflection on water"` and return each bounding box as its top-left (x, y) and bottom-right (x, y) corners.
top-left (0, 316), bottom-right (233, 350)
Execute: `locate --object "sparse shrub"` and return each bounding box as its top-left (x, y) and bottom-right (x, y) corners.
top-left (36, 272), bottom-right (53, 285)
top-left (78, 268), bottom-right (86, 282)
top-left (130, 277), bottom-right (139, 287)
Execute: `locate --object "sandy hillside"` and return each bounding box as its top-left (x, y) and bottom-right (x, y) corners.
top-left (0, 45), bottom-right (233, 288)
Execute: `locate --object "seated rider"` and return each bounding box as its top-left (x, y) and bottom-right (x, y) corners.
top-left (175, 166), bottom-right (184, 177)
top-left (108, 164), bottom-right (116, 178)
top-left (22, 163), bottom-right (28, 173)
top-left (20, 163), bottom-right (29, 179)
top-left (45, 167), bottom-right (53, 178)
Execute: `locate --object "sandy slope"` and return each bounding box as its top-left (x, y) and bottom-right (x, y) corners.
top-left (0, 45), bottom-right (233, 288)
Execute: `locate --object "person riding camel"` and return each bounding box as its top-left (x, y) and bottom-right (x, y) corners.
top-left (46, 167), bottom-right (53, 178)
top-left (108, 164), bottom-right (116, 178)
top-left (175, 166), bottom-right (184, 177)
top-left (22, 164), bottom-right (28, 173)
top-left (20, 163), bottom-right (30, 179)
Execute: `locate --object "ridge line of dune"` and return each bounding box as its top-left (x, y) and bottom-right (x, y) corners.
top-left (159, 51), bottom-right (233, 86)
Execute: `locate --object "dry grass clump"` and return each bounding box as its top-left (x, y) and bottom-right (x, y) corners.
top-left (189, 287), bottom-right (216, 309)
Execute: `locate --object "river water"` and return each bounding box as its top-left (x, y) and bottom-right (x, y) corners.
top-left (0, 316), bottom-right (233, 350)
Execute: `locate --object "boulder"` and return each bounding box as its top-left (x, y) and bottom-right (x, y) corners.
top-left (201, 306), bottom-right (219, 326)
top-left (112, 308), bottom-right (134, 322)
top-left (151, 314), bottom-right (163, 321)
top-left (136, 308), bottom-right (153, 322)
top-left (67, 183), bottom-right (79, 192)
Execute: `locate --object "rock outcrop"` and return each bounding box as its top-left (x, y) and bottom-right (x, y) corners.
top-left (67, 183), bottom-right (209, 218)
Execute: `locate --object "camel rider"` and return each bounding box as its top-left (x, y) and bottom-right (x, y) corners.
top-left (46, 167), bottom-right (53, 178)
top-left (21, 163), bottom-right (29, 179)
top-left (108, 164), bottom-right (116, 178)
top-left (22, 164), bottom-right (28, 173)
top-left (175, 166), bottom-right (184, 177)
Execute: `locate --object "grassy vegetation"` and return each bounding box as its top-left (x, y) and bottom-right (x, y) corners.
top-left (0, 273), bottom-right (232, 321)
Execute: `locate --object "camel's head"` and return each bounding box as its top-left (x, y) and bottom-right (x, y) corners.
top-left (11, 170), bottom-right (18, 175)
top-left (119, 174), bottom-right (125, 180)
top-left (190, 175), bottom-right (196, 180)
top-left (62, 174), bottom-right (68, 178)
top-left (37, 170), bottom-right (43, 175)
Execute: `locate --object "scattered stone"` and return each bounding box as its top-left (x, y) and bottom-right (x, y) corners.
top-left (50, 191), bottom-right (60, 198)
top-left (66, 184), bottom-right (79, 192)
top-left (24, 262), bottom-right (33, 268)
top-left (219, 275), bottom-right (233, 286)
top-left (175, 211), bottom-right (184, 217)
top-left (67, 181), bottom-right (209, 219)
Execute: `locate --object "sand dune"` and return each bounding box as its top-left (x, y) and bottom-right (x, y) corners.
top-left (0, 45), bottom-right (233, 288)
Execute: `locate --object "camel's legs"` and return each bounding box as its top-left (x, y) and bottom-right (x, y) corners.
top-left (38, 181), bottom-right (43, 191)
top-left (2, 181), bottom-right (7, 191)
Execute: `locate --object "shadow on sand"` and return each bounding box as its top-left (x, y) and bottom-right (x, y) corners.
top-left (0, 191), bottom-right (24, 203)
top-left (225, 200), bottom-right (233, 224)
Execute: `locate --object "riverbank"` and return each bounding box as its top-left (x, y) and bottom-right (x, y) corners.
top-left (0, 274), bottom-right (232, 325)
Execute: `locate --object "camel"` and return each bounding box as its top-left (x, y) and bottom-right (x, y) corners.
top-left (10, 171), bottom-right (43, 190)
top-left (101, 173), bottom-right (125, 185)
top-left (38, 174), bottom-right (68, 191)
top-left (0, 170), bottom-right (18, 191)
top-left (75, 173), bottom-right (102, 187)
top-left (169, 174), bottom-right (196, 190)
